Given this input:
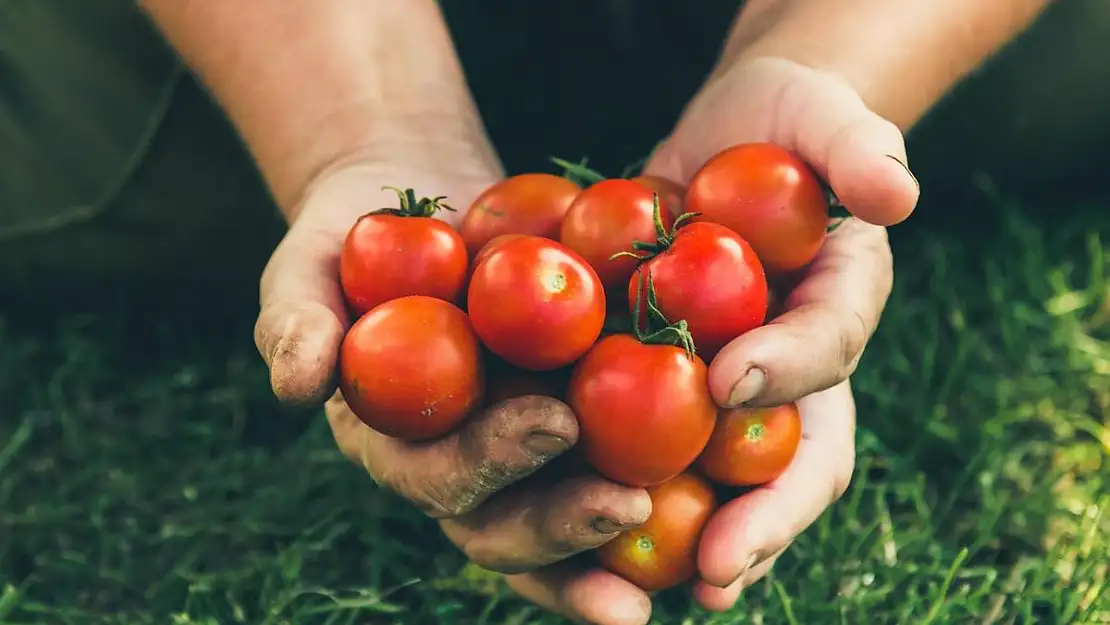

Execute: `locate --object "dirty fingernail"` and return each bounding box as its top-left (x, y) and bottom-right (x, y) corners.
top-left (721, 552), bottom-right (761, 589)
top-left (591, 517), bottom-right (639, 535)
top-left (885, 154), bottom-right (919, 192)
top-left (727, 368), bottom-right (766, 407)
top-left (525, 432), bottom-right (572, 458)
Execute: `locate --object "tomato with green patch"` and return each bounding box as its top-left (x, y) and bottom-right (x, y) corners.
top-left (696, 403), bottom-right (802, 486)
top-left (597, 471), bottom-right (718, 591)
top-left (339, 296), bottom-right (484, 441)
top-left (458, 174), bottom-right (580, 257)
top-left (559, 178), bottom-right (674, 292)
top-left (340, 187), bottom-right (469, 316)
top-left (467, 235), bottom-right (605, 371)
top-left (685, 142), bottom-right (828, 275)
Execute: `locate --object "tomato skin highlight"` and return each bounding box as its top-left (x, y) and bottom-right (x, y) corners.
top-left (567, 334), bottom-right (717, 488)
top-left (467, 235), bottom-right (606, 371)
top-left (339, 296), bottom-right (484, 441)
top-left (696, 403), bottom-right (802, 486)
top-left (340, 213), bottom-right (468, 316)
top-left (459, 174), bottom-right (581, 256)
top-left (597, 471), bottom-right (718, 591)
top-left (559, 179), bottom-right (675, 293)
top-left (686, 143), bottom-right (828, 275)
top-left (629, 222), bottom-right (768, 359)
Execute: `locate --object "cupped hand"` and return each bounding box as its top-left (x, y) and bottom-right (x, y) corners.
top-left (645, 55), bottom-right (906, 410)
top-left (252, 140), bottom-right (651, 602)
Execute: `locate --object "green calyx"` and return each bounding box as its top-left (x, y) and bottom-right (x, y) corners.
top-left (369, 186), bottom-right (456, 218)
top-left (609, 194), bottom-right (699, 264)
top-left (629, 268), bottom-right (697, 360)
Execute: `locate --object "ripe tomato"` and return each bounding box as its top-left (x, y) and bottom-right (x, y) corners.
top-left (467, 235), bottom-right (605, 371)
top-left (631, 174), bottom-right (684, 217)
top-left (567, 334), bottom-right (717, 487)
top-left (596, 471), bottom-right (718, 591)
top-left (559, 179), bottom-right (675, 293)
top-left (483, 354), bottom-right (568, 406)
top-left (339, 296), bottom-right (484, 441)
top-left (340, 188), bottom-right (468, 316)
top-left (686, 143), bottom-right (828, 275)
top-left (458, 174), bottom-right (581, 256)
top-left (628, 220), bottom-right (768, 359)
top-left (696, 403), bottom-right (802, 486)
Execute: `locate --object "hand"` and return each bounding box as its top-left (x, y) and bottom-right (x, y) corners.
top-left (251, 136), bottom-right (651, 597)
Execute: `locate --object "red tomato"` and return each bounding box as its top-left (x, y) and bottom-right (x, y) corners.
top-left (467, 235), bottom-right (605, 371)
top-left (339, 296), bottom-right (484, 441)
top-left (628, 221), bottom-right (768, 359)
top-left (339, 188), bottom-right (468, 316)
top-left (596, 471), bottom-right (718, 591)
top-left (458, 174), bottom-right (581, 256)
top-left (559, 179), bottom-right (675, 293)
top-left (696, 403), bottom-right (802, 486)
top-left (631, 174), bottom-right (684, 217)
top-left (567, 334), bottom-right (717, 487)
top-left (686, 143), bottom-right (828, 274)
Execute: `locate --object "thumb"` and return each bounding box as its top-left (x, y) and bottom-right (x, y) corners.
top-left (254, 208), bottom-right (350, 406)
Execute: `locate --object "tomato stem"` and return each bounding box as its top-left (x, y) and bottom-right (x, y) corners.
top-left (630, 269), bottom-right (697, 359)
top-left (550, 156), bottom-right (606, 187)
top-left (368, 186), bottom-right (456, 218)
top-left (608, 194), bottom-right (700, 263)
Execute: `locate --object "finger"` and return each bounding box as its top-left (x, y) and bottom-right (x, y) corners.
top-left (692, 549), bottom-right (782, 612)
top-left (255, 218), bottom-right (349, 404)
top-left (780, 70), bottom-right (919, 226)
top-left (697, 382), bottom-right (855, 588)
top-left (505, 561), bottom-right (653, 625)
top-left (440, 472), bottom-right (651, 574)
top-left (327, 392), bottom-right (579, 518)
top-left (709, 218), bottom-right (891, 407)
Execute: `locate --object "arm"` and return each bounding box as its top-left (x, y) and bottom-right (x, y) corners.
top-left (140, 0), bottom-right (496, 219)
top-left (722, 0), bottom-right (1056, 129)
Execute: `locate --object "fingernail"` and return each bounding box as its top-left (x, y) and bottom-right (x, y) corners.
top-left (525, 432), bottom-right (572, 458)
top-left (719, 552), bottom-right (761, 589)
top-left (727, 367), bottom-right (766, 407)
top-left (591, 517), bottom-right (638, 535)
top-left (885, 154), bottom-right (919, 192)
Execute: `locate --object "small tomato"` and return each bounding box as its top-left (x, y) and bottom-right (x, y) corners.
top-left (559, 178), bottom-right (675, 292)
top-left (567, 310), bottom-right (717, 487)
top-left (339, 296), bottom-right (484, 441)
top-left (627, 205), bottom-right (768, 359)
top-left (467, 235), bottom-right (605, 371)
top-left (597, 471), bottom-right (718, 591)
top-left (339, 188), bottom-right (468, 316)
top-left (459, 174), bottom-right (580, 256)
top-left (696, 403), bottom-right (802, 486)
top-left (631, 174), bottom-right (684, 217)
top-left (686, 143), bottom-right (828, 274)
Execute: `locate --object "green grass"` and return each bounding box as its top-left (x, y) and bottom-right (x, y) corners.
top-left (1, 188), bottom-right (1108, 624)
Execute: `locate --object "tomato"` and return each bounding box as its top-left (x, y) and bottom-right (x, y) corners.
top-left (696, 403), bottom-right (802, 486)
top-left (458, 174), bottom-right (581, 256)
top-left (339, 296), bottom-right (484, 441)
top-left (631, 174), bottom-right (684, 217)
top-left (340, 188), bottom-right (469, 316)
top-left (628, 219), bottom-right (768, 359)
top-left (567, 334), bottom-right (717, 487)
top-left (559, 179), bottom-right (675, 293)
top-left (596, 471), bottom-right (718, 591)
top-left (467, 235), bottom-right (605, 371)
top-left (685, 143), bottom-right (828, 275)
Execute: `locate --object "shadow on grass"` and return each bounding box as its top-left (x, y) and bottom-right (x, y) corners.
top-left (0, 186), bottom-right (1106, 624)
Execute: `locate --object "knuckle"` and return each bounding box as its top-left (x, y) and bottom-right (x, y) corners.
top-left (837, 309), bottom-right (871, 378)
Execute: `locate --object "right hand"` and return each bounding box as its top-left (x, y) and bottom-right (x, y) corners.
top-left (251, 134), bottom-right (653, 618)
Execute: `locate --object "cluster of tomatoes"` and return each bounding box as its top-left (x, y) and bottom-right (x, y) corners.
top-left (336, 143), bottom-right (831, 592)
